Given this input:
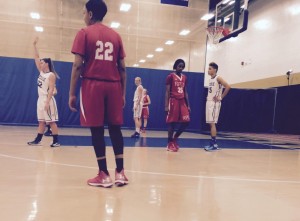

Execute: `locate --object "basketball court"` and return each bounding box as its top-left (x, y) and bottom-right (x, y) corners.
top-left (0, 126), bottom-right (300, 221)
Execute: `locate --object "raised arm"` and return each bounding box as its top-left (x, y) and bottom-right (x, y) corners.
top-left (33, 37), bottom-right (41, 72)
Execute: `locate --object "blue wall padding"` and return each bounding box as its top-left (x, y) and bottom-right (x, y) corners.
top-left (274, 85), bottom-right (300, 134)
top-left (212, 88), bottom-right (277, 132)
top-left (0, 56), bottom-right (205, 132)
top-left (2, 56), bottom-right (299, 134)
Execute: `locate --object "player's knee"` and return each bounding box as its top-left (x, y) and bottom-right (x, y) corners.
top-left (108, 125), bottom-right (121, 135)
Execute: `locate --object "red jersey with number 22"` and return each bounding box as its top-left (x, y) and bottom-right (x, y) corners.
top-left (71, 23), bottom-right (126, 81)
top-left (166, 72), bottom-right (187, 99)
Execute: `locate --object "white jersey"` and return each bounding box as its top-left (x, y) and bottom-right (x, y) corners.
top-left (133, 84), bottom-right (143, 104)
top-left (207, 75), bottom-right (223, 101)
top-left (37, 71), bottom-right (54, 97)
top-left (36, 71), bottom-right (59, 122)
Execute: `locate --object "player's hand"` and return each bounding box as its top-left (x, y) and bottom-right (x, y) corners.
top-left (213, 96), bottom-right (222, 102)
top-left (69, 95), bottom-right (77, 112)
top-left (44, 101), bottom-right (50, 111)
top-left (122, 96), bottom-right (126, 108)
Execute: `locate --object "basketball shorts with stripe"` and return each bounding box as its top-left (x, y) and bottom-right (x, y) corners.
top-left (37, 96), bottom-right (59, 122)
top-left (206, 100), bottom-right (221, 124)
top-left (80, 80), bottom-right (123, 127)
top-left (166, 98), bottom-right (190, 123)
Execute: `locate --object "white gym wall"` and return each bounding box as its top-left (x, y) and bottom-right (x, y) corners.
top-left (204, 0), bottom-right (300, 86)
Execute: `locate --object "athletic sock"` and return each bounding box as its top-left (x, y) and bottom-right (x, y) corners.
top-left (98, 158), bottom-right (109, 175)
top-left (46, 125), bottom-right (51, 132)
top-left (36, 133), bottom-right (43, 142)
top-left (116, 158), bottom-right (124, 173)
top-left (211, 136), bottom-right (217, 144)
top-left (52, 135), bottom-right (58, 143)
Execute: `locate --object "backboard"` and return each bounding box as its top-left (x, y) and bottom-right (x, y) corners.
top-left (208, 0), bottom-right (249, 43)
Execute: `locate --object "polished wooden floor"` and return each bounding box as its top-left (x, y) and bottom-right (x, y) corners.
top-left (1, 126), bottom-right (300, 221)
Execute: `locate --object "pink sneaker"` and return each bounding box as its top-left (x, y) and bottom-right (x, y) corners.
top-left (115, 169), bottom-right (129, 186)
top-left (166, 141), bottom-right (178, 152)
top-left (87, 171), bottom-right (113, 188)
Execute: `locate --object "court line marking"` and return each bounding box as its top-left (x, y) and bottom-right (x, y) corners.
top-left (1, 153), bottom-right (300, 184)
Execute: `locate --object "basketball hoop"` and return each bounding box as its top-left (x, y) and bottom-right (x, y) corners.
top-left (206, 26), bottom-right (225, 45)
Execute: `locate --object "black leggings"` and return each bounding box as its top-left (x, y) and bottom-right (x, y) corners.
top-left (168, 122), bottom-right (189, 142)
top-left (90, 125), bottom-right (124, 157)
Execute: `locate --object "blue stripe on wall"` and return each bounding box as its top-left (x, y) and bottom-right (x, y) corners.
top-left (0, 56), bottom-right (205, 132)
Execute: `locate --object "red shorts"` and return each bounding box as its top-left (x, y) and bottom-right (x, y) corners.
top-left (166, 98), bottom-right (190, 123)
top-left (80, 79), bottom-right (123, 127)
top-left (142, 106), bottom-right (149, 119)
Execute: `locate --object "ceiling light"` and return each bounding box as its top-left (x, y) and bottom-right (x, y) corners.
top-left (139, 59), bottom-right (146, 63)
top-left (179, 29), bottom-right (190, 36)
top-left (165, 40), bottom-right (174, 45)
top-left (155, 48), bottom-right (164, 52)
top-left (111, 22), bottom-right (120, 28)
top-left (34, 26), bottom-right (44, 32)
top-left (288, 5), bottom-right (300, 15)
top-left (30, 12), bottom-right (40, 19)
top-left (120, 3), bottom-right (131, 12)
top-left (201, 14), bottom-right (214, 20)
top-left (146, 54), bottom-right (154, 58)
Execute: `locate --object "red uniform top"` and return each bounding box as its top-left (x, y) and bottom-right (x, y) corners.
top-left (71, 23), bottom-right (126, 81)
top-left (143, 96), bottom-right (149, 107)
top-left (166, 72), bottom-right (187, 99)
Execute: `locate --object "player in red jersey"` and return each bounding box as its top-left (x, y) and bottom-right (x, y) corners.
top-left (69, 0), bottom-right (128, 188)
top-left (141, 89), bottom-right (151, 133)
top-left (165, 59), bottom-right (190, 152)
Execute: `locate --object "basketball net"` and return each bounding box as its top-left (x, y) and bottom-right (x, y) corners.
top-left (206, 26), bottom-right (224, 45)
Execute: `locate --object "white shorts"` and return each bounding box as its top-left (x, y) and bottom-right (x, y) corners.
top-left (133, 103), bottom-right (142, 119)
top-left (37, 96), bottom-right (59, 122)
top-left (206, 100), bottom-right (221, 124)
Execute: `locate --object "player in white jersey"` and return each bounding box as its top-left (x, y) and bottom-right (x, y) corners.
top-left (205, 62), bottom-right (230, 151)
top-left (131, 77), bottom-right (144, 138)
top-left (27, 37), bottom-right (60, 147)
